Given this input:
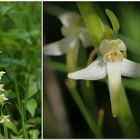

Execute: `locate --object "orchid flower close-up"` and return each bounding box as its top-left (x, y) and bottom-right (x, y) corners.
top-left (44, 11), bottom-right (92, 56)
top-left (68, 39), bottom-right (140, 117)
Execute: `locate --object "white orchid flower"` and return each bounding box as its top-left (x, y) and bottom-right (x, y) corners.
top-left (0, 115), bottom-right (10, 123)
top-left (0, 94), bottom-right (8, 104)
top-left (0, 84), bottom-right (4, 92)
top-left (44, 11), bottom-right (92, 56)
top-left (68, 39), bottom-right (140, 117)
top-left (0, 71), bottom-right (5, 80)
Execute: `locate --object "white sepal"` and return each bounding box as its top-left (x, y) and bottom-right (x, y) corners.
top-left (68, 57), bottom-right (107, 80)
top-left (120, 58), bottom-right (140, 77)
top-left (44, 37), bottom-right (79, 56)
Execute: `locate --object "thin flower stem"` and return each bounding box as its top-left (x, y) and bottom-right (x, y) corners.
top-left (14, 79), bottom-right (28, 138)
top-left (3, 123), bottom-right (8, 138)
top-left (21, 101), bottom-right (28, 138)
top-left (66, 80), bottom-right (103, 138)
top-left (14, 79), bottom-right (21, 111)
top-left (66, 46), bottom-right (79, 88)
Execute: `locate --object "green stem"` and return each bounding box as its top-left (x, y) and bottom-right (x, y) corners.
top-left (14, 79), bottom-right (21, 112)
top-left (3, 123), bottom-right (8, 138)
top-left (78, 2), bottom-right (106, 47)
top-left (118, 86), bottom-right (140, 138)
top-left (14, 79), bottom-right (28, 138)
top-left (66, 81), bottom-right (103, 138)
top-left (21, 101), bottom-right (28, 138)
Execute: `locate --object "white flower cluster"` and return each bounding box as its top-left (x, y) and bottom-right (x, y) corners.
top-left (0, 71), bottom-right (10, 123)
top-left (0, 71), bottom-right (7, 104)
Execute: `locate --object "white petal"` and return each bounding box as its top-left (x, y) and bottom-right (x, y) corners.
top-left (79, 28), bottom-right (92, 47)
top-left (120, 58), bottom-right (140, 77)
top-left (107, 62), bottom-right (121, 117)
top-left (68, 57), bottom-right (107, 80)
top-left (44, 37), bottom-right (79, 56)
top-left (59, 12), bottom-right (81, 27)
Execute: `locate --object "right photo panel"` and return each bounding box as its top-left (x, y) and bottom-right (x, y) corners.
top-left (43, 2), bottom-right (140, 138)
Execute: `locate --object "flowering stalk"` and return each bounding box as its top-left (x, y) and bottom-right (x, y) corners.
top-left (0, 71), bottom-right (10, 138)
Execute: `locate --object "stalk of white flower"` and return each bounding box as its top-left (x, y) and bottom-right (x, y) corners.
top-left (68, 39), bottom-right (140, 117)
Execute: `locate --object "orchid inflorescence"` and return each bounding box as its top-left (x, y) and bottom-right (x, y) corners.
top-left (0, 71), bottom-right (10, 123)
top-left (44, 10), bottom-right (140, 117)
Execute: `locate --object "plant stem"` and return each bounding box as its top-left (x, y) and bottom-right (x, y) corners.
top-left (21, 100), bottom-right (28, 138)
top-left (3, 123), bottom-right (8, 138)
top-left (118, 86), bottom-right (140, 138)
top-left (14, 79), bottom-right (28, 138)
top-left (66, 81), bottom-right (103, 138)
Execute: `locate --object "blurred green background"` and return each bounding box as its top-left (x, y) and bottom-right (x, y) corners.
top-left (44, 2), bottom-right (140, 138)
top-left (0, 2), bottom-right (41, 138)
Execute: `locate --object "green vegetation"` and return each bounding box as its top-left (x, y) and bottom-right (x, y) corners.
top-left (0, 2), bottom-right (41, 138)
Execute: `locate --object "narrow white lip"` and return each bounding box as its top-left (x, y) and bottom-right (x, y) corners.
top-left (107, 62), bottom-right (121, 117)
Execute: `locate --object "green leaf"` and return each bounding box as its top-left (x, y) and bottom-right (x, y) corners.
top-left (26, 81), bottom-right (38, 99)
top-left (0, 5), bottom-right (13, 16)
top-left (3, 90), bottom-right (16, 99)
top-left (25, 75), bottom-right (39, 99)
top-left (1, 58), bottom-right (25, 66)
top-left (29, 129), bottom-right (40, 138)
top-left (78, 2), bottom-right (107, 47)
top-left (0, 29), bottom-right (32, 44)
top-left (46, 60), bottom-right (67, 73)
top-left (5, 122), bottom-right (18, 134)
top-left (66, 83), bottom-right (103, 138)
top-left (123, 78), bottom-right (140, 92)
top-left (118, 86), bottom-right (140, 138)
top-left (27, 117), bottom-right (41, 125)
top-left (105, 9), bottom-right (120, 36)
top-left (26, 99), bottom-right (38, 117)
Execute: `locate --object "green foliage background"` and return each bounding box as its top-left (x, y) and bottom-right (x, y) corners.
top-left (0, 2), bottom-right (41, 138)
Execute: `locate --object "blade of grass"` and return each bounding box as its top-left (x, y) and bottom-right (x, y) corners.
top-left (46, 60), bottom-right (67, 73)
top-left (78, 45), bottom-right (98, 120)
top-left (80, 81), bottom-right (98, 120)
top-left (118, 85), bottom-right (140, 138)
top-left (14, 79), bottom-right (28, 138)
top-left (66, 81), bottom-right (103, 138)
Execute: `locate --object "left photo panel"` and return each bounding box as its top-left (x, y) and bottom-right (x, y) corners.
top-left (0, 2), bottom-right (41, 138)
